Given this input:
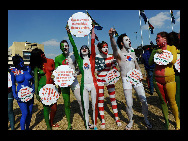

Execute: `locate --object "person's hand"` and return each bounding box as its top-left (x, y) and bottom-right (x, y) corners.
top-left (66, 25), bottom-right (71, 34)
top-left (15, 96), bottom-right (21, 102)
top-left (156, 49), bottom-right (163, 54)
top-left (139, 77), bottom-right (143, 82)
top-left (51, 74), bottom-right (55, 79)
top-left (109, 28), bottom-right (116, 37)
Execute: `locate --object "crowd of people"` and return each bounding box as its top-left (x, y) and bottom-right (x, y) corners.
top-left (8, 26), bottom-right (180, 130)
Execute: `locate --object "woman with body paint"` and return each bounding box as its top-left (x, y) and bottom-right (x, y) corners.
top-left (30, 48), bottom-right (58, 130)
top-left (149, 32), bottom-right (180, 130)
top-left (10, 55), bottom-right (34, 130)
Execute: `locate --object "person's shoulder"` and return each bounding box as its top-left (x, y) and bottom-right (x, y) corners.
top-left (55, 54), bottom-right (63, 60)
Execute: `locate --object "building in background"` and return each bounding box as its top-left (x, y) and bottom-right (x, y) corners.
top-left (8, 41), bottom-right (44, 65)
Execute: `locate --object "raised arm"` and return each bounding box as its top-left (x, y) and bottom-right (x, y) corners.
top-left (91, 27), bottom-right (95, 60)
top-left (109, 28), bottom-right (120, 60)
top-left (66, 27), bottom-right (82, 68)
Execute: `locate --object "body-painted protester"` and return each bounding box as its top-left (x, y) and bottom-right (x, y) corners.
top-left (66, 26), bottom-right (99, 130)
top-left (55, 38), bottom-right (83, 130)
top-left (8, 66), bottom-right (15, 130)
top-left (10, 55), bottom-right (34, 130)
top-left (142, 45), bottom-right (155, 95)
top-left (30, 48), bottom-right (58, 130)
top-left (95, 41), bottom-right (121, 129)
top-left (109, 28), bottom-right (152, 130)
top-left (149, 32), bottom-right (180, 130)
top-left (167, 31), bottom-right (180, 115)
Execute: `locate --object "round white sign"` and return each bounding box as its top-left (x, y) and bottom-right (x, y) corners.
top-left (126, 69), bottom-right (143, 86)
top-left (53, 65), bottom-right (75, 87)
top-left (154, 50), bottom-right (173, 65)
top-left (105, 69), bottom-right (120, 84)
top-left (39, 84), bottom-right (59, 106)
top-left (18, 86), bottom-right (33, 102)
top-left (67, 12), bottom-right (92, 37)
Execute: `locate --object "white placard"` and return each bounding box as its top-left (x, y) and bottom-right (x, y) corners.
top-left (39, 84), bottom-right (59, 106)
top-left (126, 69), bottom-right (143, 86)
top-left (18, 86), bottom-right (33, 102)
top-left (53, 65), bottom-right (75, 87)
top-left (68, 12), bottom-right (92, 37)
top-left (105, 69), bottom-right (120, 84)
top-left (154, 50), bottom-right (173, 65)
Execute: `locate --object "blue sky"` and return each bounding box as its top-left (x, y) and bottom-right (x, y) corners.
top-left (8, 10), bottom-right (180, 60)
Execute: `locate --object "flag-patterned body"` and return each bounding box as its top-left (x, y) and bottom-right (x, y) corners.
top-left (95, 54), bottom-right (120, 126)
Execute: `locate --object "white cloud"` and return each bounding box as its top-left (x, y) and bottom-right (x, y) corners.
top-left (45, 53), bottom-right (58, 59)
top-left (142, 12), bottom-right (170, 30)
top-left (41, 39), bottom-right (59, 47)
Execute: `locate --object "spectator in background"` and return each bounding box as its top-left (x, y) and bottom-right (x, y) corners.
top-left (142, 42), bottom-right (155, 95)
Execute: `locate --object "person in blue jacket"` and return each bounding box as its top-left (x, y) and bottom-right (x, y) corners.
top-left (141, 43), bottom-right (156, 95)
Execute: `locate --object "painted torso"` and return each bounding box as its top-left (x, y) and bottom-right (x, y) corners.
top-left (11, 66), bottom-right (33, 93)
top-left (96, 53), bottom-right (116, 81)
top-left (83, 57), bottom-right (93, 84)
top-left (117, 48), bottom-right (136, 77)
top-left (38, 58), bottom-right (55, 90)
top-left (55, 53), bottom-right (76, 71)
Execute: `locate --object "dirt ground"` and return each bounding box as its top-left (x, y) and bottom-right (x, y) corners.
top-left (8, 64), bottom-right (177, 130)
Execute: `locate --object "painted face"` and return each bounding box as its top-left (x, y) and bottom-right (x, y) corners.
top-left (101, 44), bottom-right (108, 55)
top-left (61, 42), bottom-right (69, 54)
top-left (81, 47), bottom-right (89, 55)
top-left (156, 34), bottom-right (167, 48)
top-left (122, 36), bottom-right (131, 49)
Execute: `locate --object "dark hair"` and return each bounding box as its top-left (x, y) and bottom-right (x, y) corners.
top-left (30, 48), bottom-right (44, 70)
top-left (80, 45), bottom-right (90, 59)
top-left (60, 40), bottom-right (69, 49)
top-left (167, 31), bottom-right (180, 49)
top-left (157, 32), bottom-right (168, 40)
top-left (97, 41), bottom-right (108, 53)
top-left (12, 54), bottom-right (23, 68)
top-left (117, 33), bottom-right (127, 50)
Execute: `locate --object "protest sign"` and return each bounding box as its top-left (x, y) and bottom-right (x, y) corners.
top-left (68, 12), bottom-right (92, 37)
top-left (39, 84), bottom-right (59, 106)
top-left (126, 69), bottom-right (143, 86)
top-left (154, 50), bottom-right (173, 65)
top-left (18, 86), bottom-right (33, 102)
top-left (53, 65), bottom-right (75, 87)
top-left (105, 69), bottom-right (120, 84)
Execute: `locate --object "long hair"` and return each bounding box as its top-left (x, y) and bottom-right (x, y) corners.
top-left (30, 48), bottom-right (44, 70)
top-left (167, 31), bottom-right (180, 50)
top-left (12, 54), bottom-right (23, 68)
